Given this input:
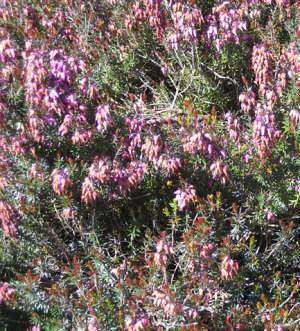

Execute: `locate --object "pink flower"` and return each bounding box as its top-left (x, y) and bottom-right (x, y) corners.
top-left (126, 314), bottom-right (149, 331)
top-left (30, 326), bottom-right (41, 331)
top-left (174, 185), bottom-right (196, 210)
top-left (186, 308), bottom-right (199, 320)
top-left (153, 289), bottom-right (183, 317)
top-left (183, 130), bottom-right (216, 157)
top-left (89, 158), bottom-right (111, 184)
top-left (161, 65), bottom-right (169, 76)
top-left (113, 162), bottom-right (148, 194)
top-left (0, 282), bottom-right (15, 304)
top-left (252, 104), bottom-right (281, 158)
top-left (252, 44), bottom-right (274, 96)
top-left (0, 201), bottom-right (18, 238)
top-left (156, 156), bottom-right (181, 173)
top-left (221, 255), bottom-right (239, 280)
top-left (62, 208), bottom-right (77, 220)
top-left (29, 163), bottom-right (45, 181)
top-left (239, 90), bottom-right (256, 112)
top-left (141, 135), bottom-right (161, 162)
top-left (289, 109), bottom-right (300, 128)
top-left (200, 243), bottom-right (215, 260)
top-left (81, 177), bottom-right (99, 204)
top-left (95, 104), bottom-right (113, 133)
top-left (71, 129), bottom-right (92, 145)
top-left (206, 2), bottom-right (246, 51)
top-left (154, 237), bottom-right (174, 268)
top-left (266, 210), bottom-right (276, 222)
top-left (59, 114), bottom-right (73, 136)
top-left (210, 160), bottom-right (230, 184)
top-left (225, 112), bottom-right (243, 147)
top-left (87, 317), bottom-right (98, 331)
top-left (51, 168), bottom-right (73, 195)
top-left (294, 179), bottom-right (300, 192)
top-left (243, 153), bottom-right (250, 163)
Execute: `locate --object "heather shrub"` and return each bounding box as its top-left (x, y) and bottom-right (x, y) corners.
top-left (0, 0), bottom-right (299, 330)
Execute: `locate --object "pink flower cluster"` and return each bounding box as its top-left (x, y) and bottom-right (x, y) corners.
top-left (81, 177), bottom-right (99, 205)
top-left (225, 112), bottom-right (243, 146)
top-left (174, 185), bottom-right (196, 211)
top-left (125, 314), bottom-right (150, 331)
top-left (155, 155), bottom-right (181, 174)
top-left (210, 160), bottom-right (230, 184)
top-left (199, 243), bottom-right (215, 260)
top-left (276, 42), bottom-right (300, 96)
top-left (252, 104), bottom-right (281, 158)
top-left (0, 31), bottom-right (16, 63)
top-left (89, 158), bottom-right (111, 184)
top-left (24, 47), bottom-right (88, 144)
top-left (167, 2), bottom-right (203, 49)
top-left (252, 44), bottom-right (274, 96)
top-left (183, 126), bottom-right (229, 183)
top-left (220, 255), bottom-right (239, 280)
top-left (239, 90), bottom-right (256, 113)
top-left (95, 104), bottom-right (113, 134)
top-left (0, 282), bottom-right (15, 304)
top-left (126, 0), bottom-right (166, 41)
top-left (51, 168), bottom-right (73, 196)
top-left (87, 317), bottom-right (99, 331)
top-left (0, 28), bottom-right (18, 81)
top-left (62, 207), bottom-right (77, 220)
top-left (141, 134), bottom-right (161, 163)
top-left (154, 236), bottom-right (174, 268)
top-left (152, 289), bottom-right (183, 317)
top-left (206, 1), bottom-right (247, 52)
top-left (183, 130), bottom-right (216, 157)
top-left (29, 163), bottom-right (45, 181)
top-left (0, 201), bottom-right (18, 238)
top-left (30, 326), bottom-right (41, 331)
top-left (289, 109), bottom-right (300, 129)
top-left (113, 161), bottom-right (148, 194)
top-left (81, 159), bottom-right (148, 204)
top-left (125, 116), bottom-right (144, 159)
top-left (126, 0), bottom-right (203, 49)
top-left (71, 128), bottom-right (93, 145)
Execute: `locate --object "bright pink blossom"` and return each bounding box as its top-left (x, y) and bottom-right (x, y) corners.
top-left (0, 282), bottom-right (15, 304)
top-left (174, 185), bottom-right (196, 210)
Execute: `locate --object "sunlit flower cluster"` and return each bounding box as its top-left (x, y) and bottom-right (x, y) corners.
top-left (0, 0), bottom-right (298, 329)
top-left (0, 282), bottom-right (15, 304)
